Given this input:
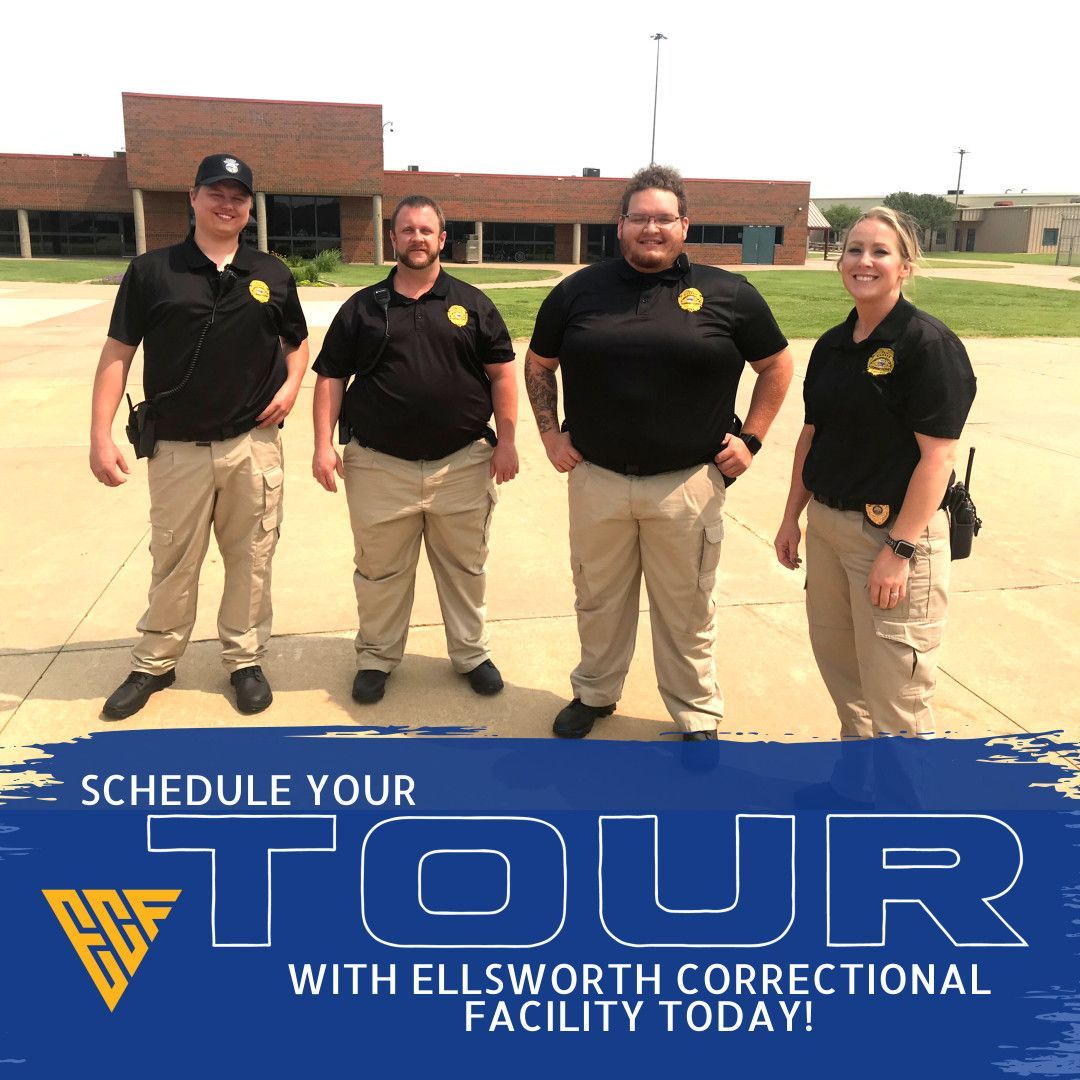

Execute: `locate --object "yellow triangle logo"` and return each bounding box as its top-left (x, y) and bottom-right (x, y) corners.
top-left (43, 888), bottom-right (180, 1011)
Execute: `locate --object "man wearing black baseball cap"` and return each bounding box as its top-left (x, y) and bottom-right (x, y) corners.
top-left (193, 153), bottom-right (255, 194)
top-left (90, 153), bottom-right (309, 720)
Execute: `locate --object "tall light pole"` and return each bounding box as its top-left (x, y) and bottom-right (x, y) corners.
top-left (953, 148), bottom-right (969, 209)
top-left (650, 33), bottom-right (667, 165)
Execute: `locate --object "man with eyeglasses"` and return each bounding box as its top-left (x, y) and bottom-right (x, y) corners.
top-left (525, 164), bottom-right (793, 741)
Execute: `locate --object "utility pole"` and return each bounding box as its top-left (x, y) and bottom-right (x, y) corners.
top-left (650, 33), bottom-right (667, 165)
top-left (953, 148), bottom-right (969, 209)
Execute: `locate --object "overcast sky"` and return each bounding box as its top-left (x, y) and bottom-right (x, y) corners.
top-left (5, 0), bottom-right (1076, 198)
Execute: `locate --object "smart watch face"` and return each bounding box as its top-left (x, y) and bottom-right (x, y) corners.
top-left (886, 536), bottom-right (916, 560)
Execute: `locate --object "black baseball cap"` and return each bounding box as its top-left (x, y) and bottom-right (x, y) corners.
top-left (194, 153), bottom-right (254, 194)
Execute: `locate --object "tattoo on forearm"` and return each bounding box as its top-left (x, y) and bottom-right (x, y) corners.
top-left (525, 358), bottom-right (559, 435)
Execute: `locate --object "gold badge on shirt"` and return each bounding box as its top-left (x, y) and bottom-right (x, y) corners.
top-left (864, 503), bottom-right (891, 527)
top-left (248, 280), bottom-right (270, 303)
top-left (447, 304), bottom-right (469, 327)
top-left (677, 287), bottom-right (703, 313)
top-left (867, 347), bottom-right (895, 376)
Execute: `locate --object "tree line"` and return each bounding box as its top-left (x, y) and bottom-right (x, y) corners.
top-left (824, 193), bottom-right (956, 251)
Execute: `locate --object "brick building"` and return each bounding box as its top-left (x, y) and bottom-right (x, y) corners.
top-left (1, 92), bottom-right (809, 266)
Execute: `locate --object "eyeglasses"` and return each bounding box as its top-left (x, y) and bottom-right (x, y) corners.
top-left (620, 213), bottom-right (682, 227)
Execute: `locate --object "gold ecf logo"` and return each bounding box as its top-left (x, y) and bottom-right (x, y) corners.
top-left (447, 304), bottom-right (469, 327)
top-left (44, 888), bottom-right (180, 1011)
top-left (249, 280), bottom-right (271, 303)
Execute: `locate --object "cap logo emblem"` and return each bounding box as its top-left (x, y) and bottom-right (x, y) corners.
top-left (867, 347), bottom-right (895, 376)
top-left (678, 287), bottom-right (703, 313)
top-left (447, 304), bottom-right (468, 327)
top-left (223, 158), bottom-right (240, 174)
top-left (249, 280), bottom-right (270, 303)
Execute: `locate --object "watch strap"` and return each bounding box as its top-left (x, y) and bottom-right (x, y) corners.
top-left (884, 534), bottom-right (916, 560)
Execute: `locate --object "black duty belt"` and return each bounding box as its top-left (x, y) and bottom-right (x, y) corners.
top-left (353, 426), bottom-right (498, 462)
top-left (593, 456), bottom-right (713, 478)
top-left (169, 419), bottom-right (259, 444)
top-left (813, 492), bottom-right (948, 512)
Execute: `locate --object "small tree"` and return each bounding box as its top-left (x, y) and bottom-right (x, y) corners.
top-left (882, 191), bottom-right (922, 224)
top-left (883, 192), bottom-right (956, 252)
top-left (914, 194), bottom-right (955, 252)
top-left (823, 203), bottom-right (862, 241)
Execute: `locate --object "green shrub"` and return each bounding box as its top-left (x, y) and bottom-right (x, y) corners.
top-left (273, 251), bottom-right (317, 285)
top-left (312, 248), bottom-right (342, 275)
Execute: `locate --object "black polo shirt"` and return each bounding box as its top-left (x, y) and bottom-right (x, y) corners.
top-left (108, 233), bottom-right (307, 441)
top-left (528, 254), bottom-right (787, 475)
top-left (313, 268), bottom-right (514, 461)
top-left (802, 296), bottom-right (976, 508)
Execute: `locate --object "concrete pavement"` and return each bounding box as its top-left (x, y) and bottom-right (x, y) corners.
top-left (800, 253), bottom-right (1080, 291)
top-left (0, 276), bottom-right (1076, 755)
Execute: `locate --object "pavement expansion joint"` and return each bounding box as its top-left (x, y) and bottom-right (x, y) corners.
top-left (937, 665), bottom-right (1018, 729)
top-left (997, 432), bottom-right (1079, 458)
top-left (3, 526), bottom-right (153, 731)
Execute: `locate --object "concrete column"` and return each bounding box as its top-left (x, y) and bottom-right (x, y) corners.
top-left (254, 192), bottom-right (268, 252)
top-left (132, 188), bottom-right (146, 256)
top-left (474, 220), bottom-right (483, 264)
top-left (571, 222), bottom-right (582, 265)
top-left (16, 209), bottom-right (31, 259)
top-left (372, 194), bottom-right (384, 265)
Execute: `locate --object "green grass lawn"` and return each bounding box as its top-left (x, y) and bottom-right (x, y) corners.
top-left (744, 272), bottom-right (1079, 337)
top-left (486, 287), bottom-right (555, 339)
top-left (920, 251), bottom-right (1056, 265)
top-left (0, 257), bottom-right (561, 287)
top-left (325, 265), bottom-right (560, 287)
top-left (921, 259), bottom-right (1011, 270)
top-left (0, 257), bottom-right (130, 282)
top-left (488, 275), bottom-right (1080, 340)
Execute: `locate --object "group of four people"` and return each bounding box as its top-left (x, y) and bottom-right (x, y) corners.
top-left (89, 155), bottom-right (975, 741)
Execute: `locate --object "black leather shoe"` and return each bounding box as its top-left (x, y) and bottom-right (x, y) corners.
top-left (464, 660), bottom-right (504, 696)
top-left (352, 669), bottom-right (389, 704)
top-left (683, 730), bottom-right (717, 742)
top-left (231, 666), bottom-right (273, 714)
top-left (102, 670), bottom-right (176, 721)
top-left (552, 699), bottom-right (616, 739)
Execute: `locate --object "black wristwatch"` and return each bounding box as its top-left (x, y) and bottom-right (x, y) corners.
top-left (884, 534), bottom-right (916, 560)
top-left (738, 432), bottom-right (762, 455)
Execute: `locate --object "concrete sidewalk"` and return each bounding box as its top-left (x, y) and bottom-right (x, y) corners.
top-left (0, 281), bottom-right (1076, 755)
top-left (797, 254), bottom-right (1080, 291)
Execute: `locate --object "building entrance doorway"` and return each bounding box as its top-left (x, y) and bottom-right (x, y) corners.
top-left (741, 226), bottom-right (776, 264)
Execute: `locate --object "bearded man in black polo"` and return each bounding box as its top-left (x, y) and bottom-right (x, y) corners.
top-left (525, 164), bottom-right (793, 740)
top-left (312, 195), bottom-right (518, 705)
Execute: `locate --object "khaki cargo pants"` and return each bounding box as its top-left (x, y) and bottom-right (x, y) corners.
top-left (343, 438), bottom-right (497, 674)
top-left (567, 460), bottom-right (727, 734)
top-left (132, 426), bottom-right (284, 675)
top-left (805, 501), bottom-right (950, 738)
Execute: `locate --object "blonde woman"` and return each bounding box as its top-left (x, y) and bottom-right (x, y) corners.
top-left (774, 208), bottom-right (976, 738)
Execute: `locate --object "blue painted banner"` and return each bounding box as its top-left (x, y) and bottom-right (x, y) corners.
top-left (1, 730), bottom-right (1077, 1077)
